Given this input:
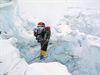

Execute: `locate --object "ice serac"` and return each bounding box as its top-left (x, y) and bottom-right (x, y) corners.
top-left (0, 0), bottom-right (13, 8)
top-left (18, 0), bottom-right (67, 26)
top-left (0, 39), bottom-right (72, 75)
top-left (0, 0), bottom-right (15, 38)
top-left (0, 39), bottom-right (28, 75)
top-left (66, 0), bottom-right (100, 15)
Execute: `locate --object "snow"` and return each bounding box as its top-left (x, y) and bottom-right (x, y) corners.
top-left (18, 0), bottom-right (67, 26)
top-left (0, 39), bottom-right (27, 75)
top-left (0, 39), bottom-right (71, 75)
top-left (27, 62), bottom-right (71, 75)
top-left (0, 1), bottom-right (13, 8)
top-left (66, 0), bottom-right (100, 9)
top-left (54, 24), bottom-right (72, 40)
top-left (66, 0), bottom-right (100, 15)
top-left (0, 0), bottom-right (100, 75)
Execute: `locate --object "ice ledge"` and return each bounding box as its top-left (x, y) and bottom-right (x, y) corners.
top-left (0, 1), bottom-right (13, 8)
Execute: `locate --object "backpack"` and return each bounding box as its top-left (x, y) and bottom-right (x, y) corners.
top-left (45, 26), bottom-right (51, 38)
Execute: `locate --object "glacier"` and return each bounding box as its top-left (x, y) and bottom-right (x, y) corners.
top-left (0, 0), bottom-right (100, 75)
top-left (0, 39), bottom-right (71, 75)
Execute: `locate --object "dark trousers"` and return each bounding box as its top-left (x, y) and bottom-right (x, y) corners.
top-left (40, 40), bottom-right (48, 51)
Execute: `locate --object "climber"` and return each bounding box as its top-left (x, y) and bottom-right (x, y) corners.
top-left (34, 22), bottom-right (51, 60)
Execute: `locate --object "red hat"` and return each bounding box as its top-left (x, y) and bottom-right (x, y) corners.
top-left (38, 22), bottom-right (45, 27)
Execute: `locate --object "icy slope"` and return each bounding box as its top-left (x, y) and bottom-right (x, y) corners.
top-left (23, 18), bottom-right (100, 75)
top-left (0, 39), bottom-right (28, 75)
top-left (17, 0), bottom-right (100, 75)
top-left (0, 39), bottom-right (71, 75)
top-left (0, 0), bottom-right (36, 61)
top-left (17, 0), bottom-right (67, 26)
top-left (59, 14), bottom-right (100, 37)
top-left (48, 29), bottom-right (100, 75)
top-left (0, 0), bottom-right (100, 75)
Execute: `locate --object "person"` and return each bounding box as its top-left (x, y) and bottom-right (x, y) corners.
top-left (34, 22), bottom-right (51, 60)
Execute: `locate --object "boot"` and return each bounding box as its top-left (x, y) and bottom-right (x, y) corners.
top-left (40, 55), bottom-right (44, 60)
top-left (40, 50), bottom-right (46, 60)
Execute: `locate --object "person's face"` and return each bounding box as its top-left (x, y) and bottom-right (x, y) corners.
top-left (37, 26), bottom-right (44, 34)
